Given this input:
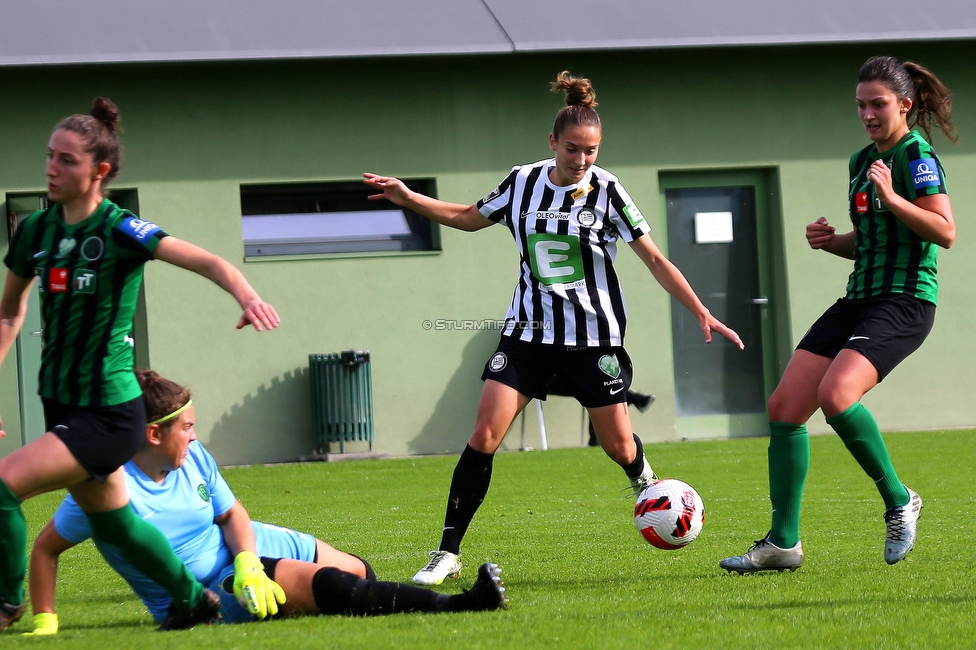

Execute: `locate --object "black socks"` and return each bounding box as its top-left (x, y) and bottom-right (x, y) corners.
top-left (439, 444), bottom-right (494, 555)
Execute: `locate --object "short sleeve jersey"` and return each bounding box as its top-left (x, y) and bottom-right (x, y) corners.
top-left (53, 441), bottom-right (236, 621)
top-left (3, 198), bottom-right (167, 406)
top-left (477, 159), bottom-right (651, 347)
top-left (846, 130), bottom-right (946, 304)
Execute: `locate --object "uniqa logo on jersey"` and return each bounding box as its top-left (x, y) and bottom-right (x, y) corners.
top-left (120, 217), bottom-right (162, 241)
top-left (910, 158), bottom-right (941, 189)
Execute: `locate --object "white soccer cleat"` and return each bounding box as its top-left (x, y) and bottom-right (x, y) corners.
top-left (412, 550), bottom-right (462, 585)
top-left (719, 534), bottom-right (804, 574)
top-left (628, 455), bottom-right (658, 497)
top-left (884, 486), bottom-right (923, 565)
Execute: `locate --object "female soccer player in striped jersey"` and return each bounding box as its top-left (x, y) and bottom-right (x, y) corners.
top-left (365, 71), bottom-right (743, 585)
top-left (721, 56), bottom-right (957, 574)
top-left (0, 98), bottom-right (279, 631)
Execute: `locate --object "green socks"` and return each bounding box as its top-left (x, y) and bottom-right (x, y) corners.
top-left (767, 422), bottom-right (809, 549)
top-left (86, 504), bottom-right (204, 610)
top-left (0, 479), bottom-right (27, 605)
top-left (826, 402), bottom-right (910, 509)
top-left (767, 402), bottom-right (909, 547)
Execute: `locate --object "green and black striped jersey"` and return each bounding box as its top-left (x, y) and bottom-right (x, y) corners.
top-left (846, 130), bottom-right (946, 304)
top-left (4, 198), bottom-right (167, 406)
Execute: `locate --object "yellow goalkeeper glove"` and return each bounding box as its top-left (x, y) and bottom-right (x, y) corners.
top-left (22, 612), bottom-right (58, 636)
top-left (233, 551), bottom-right (286, 619)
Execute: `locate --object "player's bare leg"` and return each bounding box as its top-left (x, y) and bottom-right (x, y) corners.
top-left (589, 403), bottom-right (656, 496)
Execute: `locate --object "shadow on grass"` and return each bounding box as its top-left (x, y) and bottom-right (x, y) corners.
top-left (732, 593), bottom-right (976, 610)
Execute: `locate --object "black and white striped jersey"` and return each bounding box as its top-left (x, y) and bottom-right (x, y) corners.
top-left (477, 159), bottom-right (651, 347)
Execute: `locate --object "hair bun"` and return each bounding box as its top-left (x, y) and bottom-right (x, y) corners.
top-left (550, 71), bottom-right (597, 108)
top-left (90, 97), bottom-right (120, 133)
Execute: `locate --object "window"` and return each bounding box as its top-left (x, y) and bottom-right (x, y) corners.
top-left (240, 180), bottom-right (439, 257)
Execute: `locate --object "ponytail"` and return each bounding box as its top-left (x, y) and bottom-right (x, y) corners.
top-left (903, 61), bottom-right (957, 143)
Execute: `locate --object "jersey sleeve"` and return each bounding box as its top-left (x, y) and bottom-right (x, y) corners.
top-left (3, 210), bottom-right (43, 278)
top-left (190, 441), bottom-right (236, 517)
top-left (111, 211), bottom-right (169, 259)
top-left (52, 494), bottom-right (94, 545)
top-left (605, 181), bottom-right (651, 243)
top-left (477, 168), bottom-right (518, 225)
top-left (898, 141), bottom-right (947, 200)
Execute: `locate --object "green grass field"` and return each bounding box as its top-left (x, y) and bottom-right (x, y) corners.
top-left (4, 428), bottom-right (974, 649)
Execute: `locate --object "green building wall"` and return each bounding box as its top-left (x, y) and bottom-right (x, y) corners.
top-left (1, 42), bottom-right (974, 464)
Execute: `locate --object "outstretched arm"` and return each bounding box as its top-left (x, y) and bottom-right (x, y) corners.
top-left (628, 234), bottom-right (744, 349)
top-left (26, 519), bottom-right (78, 635)
top-left (153, 237), bottom-right (280, 331)
top-left (363, 173), bottom-right (493, 232)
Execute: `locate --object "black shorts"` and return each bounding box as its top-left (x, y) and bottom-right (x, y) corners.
top-left (796, 295), bottom-right (936, 381)
top-left (44, 396), bottom-right (146, 481)
top-left (481, 335), bottom-right (633, 408)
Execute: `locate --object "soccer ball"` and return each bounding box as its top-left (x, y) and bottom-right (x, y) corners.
top-left (634, 479), bottom-right (705, 549)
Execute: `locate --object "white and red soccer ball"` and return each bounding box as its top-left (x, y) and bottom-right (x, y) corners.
top-left (634, 479), bottom-right (705, 549)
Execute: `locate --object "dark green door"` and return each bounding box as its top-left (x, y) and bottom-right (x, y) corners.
top-left (660, 170), bottom-right (784, 439)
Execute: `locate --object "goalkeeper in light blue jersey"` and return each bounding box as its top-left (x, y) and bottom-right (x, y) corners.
top-left (26, 370), bottom-right (507, 635)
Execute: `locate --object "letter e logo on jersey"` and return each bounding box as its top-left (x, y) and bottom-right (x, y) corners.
top-left (119, 217), bottom-right (162, 242)
top-left (910, 158), bottom-right (941, 189)
top-left (527, 234), bottom-right (584, 286)
top-left (855, 192), bottom-right (869, 213)
top-left (49, 268), bottom-right (69, 293)
top-left (622, 203), bottom-right (646, 229)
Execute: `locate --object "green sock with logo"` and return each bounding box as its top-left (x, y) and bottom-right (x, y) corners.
top-left (0, 478), bottom-right (27, 605)
top-left (826, 402), bottom-right (910, 509)
top-left (767, 422), bottom-right (809, 549)
top-left (86, 504), bottom-right (204, 610)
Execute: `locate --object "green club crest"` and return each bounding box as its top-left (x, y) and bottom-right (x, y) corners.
top-left (57, 238), bottom-right (76, 259)
top-left (598, 354), bottom-right (621, 379)
top-left (197, 484), bottom-right (210, 502)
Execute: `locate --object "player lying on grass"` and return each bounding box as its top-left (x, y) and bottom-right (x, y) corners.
top-left (24, 370), bottom-right (507, 634)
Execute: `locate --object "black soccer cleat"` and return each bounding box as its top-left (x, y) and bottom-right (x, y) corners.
top-left (630, 392), bottom-right (656, 412)
top-left (157, 588), bottom-right (222, 631)
top-left (463, 563), bottom-right (509, 612)
top-left (0, 598), bottom-right (26, 631)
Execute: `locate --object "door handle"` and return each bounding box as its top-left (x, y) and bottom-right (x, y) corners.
top-left (750, 297), bottom-right (769, 305)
